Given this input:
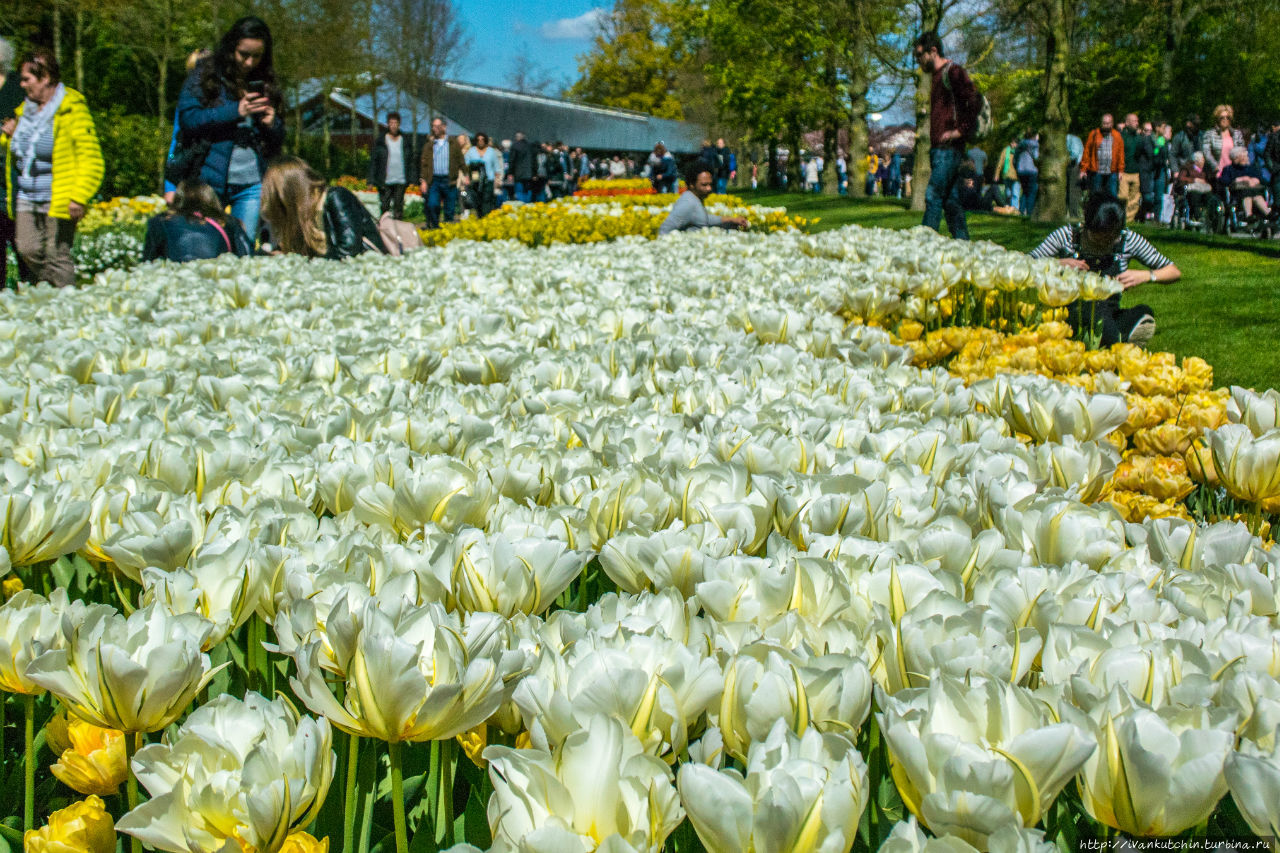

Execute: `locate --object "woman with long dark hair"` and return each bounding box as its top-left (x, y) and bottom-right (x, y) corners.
top-left (175, 16), bottom-right (284, 242)
top-left (143, 180), bottom-right (253, 262)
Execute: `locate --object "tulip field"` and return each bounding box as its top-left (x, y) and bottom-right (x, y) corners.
top-left (2, 198), bottom-right (1280, 853)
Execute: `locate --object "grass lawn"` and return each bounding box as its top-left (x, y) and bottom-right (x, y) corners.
top-left (752, 192), bottom-right (1280, 392)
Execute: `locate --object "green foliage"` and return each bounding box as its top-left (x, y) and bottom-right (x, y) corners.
top-left (95, 109), bottom-right (170, 200)
top-left (291, 134), bottom-right (373, 182)
top-left (567, 0), bottom-right (685, 119)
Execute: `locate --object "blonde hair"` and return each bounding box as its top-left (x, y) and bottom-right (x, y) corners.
top-left (260, 157), bottom-right (328, 256)
top-left (185, 48), bottom-right (211, 72)
top-left (1213, 104), bottom-right (1234, 123)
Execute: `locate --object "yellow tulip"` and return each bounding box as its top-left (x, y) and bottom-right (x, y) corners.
top-left (281, 833), bottom-right (331, 853)
top-left (51, 718), bottom-right (128, 796)
top-left (24, 796), bottom-right (116, 853)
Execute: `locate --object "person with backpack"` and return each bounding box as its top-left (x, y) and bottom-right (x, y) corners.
top-left (913, 31), bottom-right (982, 240)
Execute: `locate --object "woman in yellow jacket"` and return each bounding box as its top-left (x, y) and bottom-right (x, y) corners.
top-left (2, 48), bottom-right (103, 287)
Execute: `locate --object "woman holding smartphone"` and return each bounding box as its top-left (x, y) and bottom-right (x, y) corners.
top-left (175, 16), bottom-right (283, 242)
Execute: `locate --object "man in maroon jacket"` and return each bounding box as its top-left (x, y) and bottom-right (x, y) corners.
top-left (914, 31), bottom-right (979, 240)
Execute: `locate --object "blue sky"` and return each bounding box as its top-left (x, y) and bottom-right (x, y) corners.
top-left (455, 0), bottom-right (605, 93)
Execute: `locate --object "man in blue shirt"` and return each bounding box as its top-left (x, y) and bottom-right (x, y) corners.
top-left (418, 117), bottom-right (465, 228)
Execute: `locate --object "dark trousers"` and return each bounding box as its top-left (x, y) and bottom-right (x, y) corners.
top-left (1090, 172), bottom-right (1119, 195)
top-left (474, 179), bottom-right (496, 217)
top-left (923, 147), bottom-right (969, 239)
top-left (1018, 172), bottom-right (1039, 216)
top-left (425, 176), bottom-right (457, 229)
top-left (1067, 293), bottom-right (1154, 347)
top-left (378, 184), bottom-right (407, 219)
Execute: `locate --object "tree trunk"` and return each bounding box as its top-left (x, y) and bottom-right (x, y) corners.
top-left (910, 0), bottom-right (945, 212)
top-left (909, 66), bottom-right (931, 212)
top-left (1034, 0), bottom-right (1071, 223)
top-left (1159, 0), bottom-right (1195, 111)
top-left (74, 6), bottom-right (85, 93)
top-left (822, 125), bottom-right (839, 195)
top-left (157, 58), bottom-right (169, 187)
top-left (53, 3), bottom-right (63, 67)
top-left (847, 58), bottom-right (870, 198)
top-left (787, 126), bottom-right (803, 190)
top-left (322, 94), bottom-right (333, 174)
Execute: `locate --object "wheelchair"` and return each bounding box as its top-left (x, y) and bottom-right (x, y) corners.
top-left (1220, 184), bottom-right (1275, 238)
top-left (1171, 184), bottom-right (1223, 234)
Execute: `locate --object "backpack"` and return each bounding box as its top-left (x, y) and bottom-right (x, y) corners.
top-left (941, 64), bottom-right (993, 142)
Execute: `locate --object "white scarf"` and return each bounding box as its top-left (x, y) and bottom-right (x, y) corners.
top-left (15, 83), bottom-right (66, 178)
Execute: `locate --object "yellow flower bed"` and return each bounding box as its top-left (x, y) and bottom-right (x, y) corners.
top-left (577, 178), bottom-right (655, 191)
top-left (420, 196), bottom-right (809, 248)
top-left (897, 320), bottom-right (1255, 527)
top-left (79, 196), bottom-right (166, 235)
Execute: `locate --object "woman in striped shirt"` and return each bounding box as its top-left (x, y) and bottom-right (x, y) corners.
top-left (1030, 192), bottom-right (1180, 347)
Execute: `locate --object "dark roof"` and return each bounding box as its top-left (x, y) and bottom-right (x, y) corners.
top-left (296, 78), bottom-right (706, 155)
top-left (434, 80), bottom-right (705, 154)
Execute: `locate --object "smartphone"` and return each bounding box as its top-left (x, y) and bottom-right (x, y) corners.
top-left (246, 80), bottom-right (267, 96)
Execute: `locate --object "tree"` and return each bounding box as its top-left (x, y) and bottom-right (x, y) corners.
top-left (372, 0), bottom-right (469, 121)
top-left (567, 0), bottom-right (684, 118)
top-left (507, 54), bottom-right (556, 96)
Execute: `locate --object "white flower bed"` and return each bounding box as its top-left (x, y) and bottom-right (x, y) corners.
top-left (1, 226), bottom-right (1277, 849)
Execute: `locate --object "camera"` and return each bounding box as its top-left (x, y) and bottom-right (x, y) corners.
top-left (1075, 252), bottom-right (1119, 275)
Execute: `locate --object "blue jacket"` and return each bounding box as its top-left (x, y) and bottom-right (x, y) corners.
top-left (176, 65), bottom-right (284, 197)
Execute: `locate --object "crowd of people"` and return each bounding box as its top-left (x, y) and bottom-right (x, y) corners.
top-left (0, 20), bottom-right (1253, 357)
top-left (367, 127), bottom-right (738, 225)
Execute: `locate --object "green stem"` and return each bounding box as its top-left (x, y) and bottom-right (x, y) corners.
top-left (343, 734), bottom-right (359, 853)
top-left (437, 737), bottom-right (456, 844)
top-left (23, 693), bottom-right (34, 833)
top-left (125, 732), bottom-right (142, 853)
top-left (388, 740), bottom-right (409, 853)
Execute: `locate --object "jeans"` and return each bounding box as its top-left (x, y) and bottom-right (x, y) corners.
top-left (923, 147), bottom-right (969, 239)
top-left (1090, 173), bottom-right (1119, 195)
top-left (1067, 293), bottom-right (1154, 348)
top-left (714, 177), bottom-right (728, 194)
top-left (514, 180), bottom-right (532, 203)
top-left (226, 183), bottom-right (262, 245)
top-left (378, 184), bottom-right (407, 219)
top-left (425, 175), bottom-right (457, 228)
top-left (1018, 172), bottom-right (1039, 216)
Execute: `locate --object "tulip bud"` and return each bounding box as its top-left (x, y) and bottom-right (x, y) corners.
top-left (24, 796), bottom-right (115, 853)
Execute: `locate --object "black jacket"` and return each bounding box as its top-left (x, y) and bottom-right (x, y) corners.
top-left (1170, 128), bottom-right (1199, 171)
top-left (143, 214), bottom-right (253, 262)
top-left (322, 187), bottom-right (387, 259)
top-left (0, 74), bottom-right (24, 200)
top-left (509, 138), bottom-right (534, 181)
top-left (369, 133), bottom-right (420, 187)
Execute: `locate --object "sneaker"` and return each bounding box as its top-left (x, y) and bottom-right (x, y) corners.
top-left (1126, 314), bottom-right (1156, 346)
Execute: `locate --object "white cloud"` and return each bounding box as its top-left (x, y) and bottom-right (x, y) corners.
top-left (538, 8), bottom-right (607, 40)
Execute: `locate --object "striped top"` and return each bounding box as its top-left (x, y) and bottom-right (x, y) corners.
top-left (13, 123), bottom-right (55, 203)
top-left (1030, 226), bottom-right (1173, 274)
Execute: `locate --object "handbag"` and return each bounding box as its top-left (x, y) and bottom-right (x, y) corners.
top-left (165, 133), bottom-right (212, 186)
top-left (376, 212), bottom-right (423, 256)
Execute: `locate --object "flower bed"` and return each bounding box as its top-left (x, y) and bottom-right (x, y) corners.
top-left (420, 194), bottom-right (808, 247)
top-left (0, 224), bottom-right (1277, 851)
